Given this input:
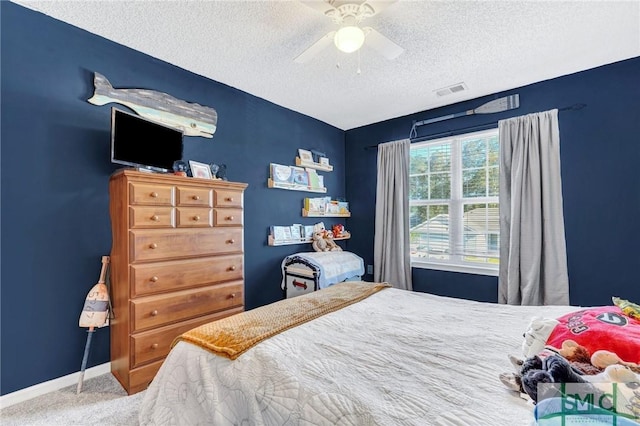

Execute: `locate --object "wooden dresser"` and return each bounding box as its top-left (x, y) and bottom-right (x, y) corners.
top-left (109, 169), bottom-right (247, 395)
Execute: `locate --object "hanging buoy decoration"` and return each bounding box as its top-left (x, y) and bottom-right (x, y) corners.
top-left (77, 256), bottom-right (111, 394)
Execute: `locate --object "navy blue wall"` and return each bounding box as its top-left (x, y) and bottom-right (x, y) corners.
top-left (2, 1), bottom-right (639, 396)
top-left (0, 2), bottom-right (347, 395)
top-left (346, 57), bottom-right (640, 306)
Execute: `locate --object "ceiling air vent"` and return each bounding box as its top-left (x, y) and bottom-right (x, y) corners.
top-left (435, 82), bottom-right (467, 97)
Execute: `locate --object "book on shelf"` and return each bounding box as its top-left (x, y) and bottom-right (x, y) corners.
top-left (305, 168), bottom-right (321, 189)
top-left (283, 227), bottom-right (292, 240)
top-left (338, 201), bottom-right (349, 214)
top-left (304, 225), bottom-right (314, 238)
top-left (272, 226), bottom-right (288, 241)
top-left (271, 163), bottom-right (293, 184)
top-left (290, 224), bottom-right (302, 240)
top-left (317, 175), bottom-right (324, 188)
top-left (304, 196), bottom-right (330, 213)
top-left (291, 167), bottom-right (309, 187)
top-left (325, 201), bottom-right (340, 214)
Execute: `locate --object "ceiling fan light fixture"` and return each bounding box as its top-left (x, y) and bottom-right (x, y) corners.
top-left (334, 25), bottom-right (365, 53)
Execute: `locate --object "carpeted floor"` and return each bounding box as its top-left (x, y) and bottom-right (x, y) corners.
top-left (0, 373), bottom-right (143, 426)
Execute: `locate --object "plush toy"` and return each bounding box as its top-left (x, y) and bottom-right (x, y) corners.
top-left (323, 230), bottom-right (342, 251)
top-left (520, 354), bottom-right (607, 403)
top-left (522, 316), bottom-right (560, 358)
top-left (501, 338), bottom-right (640, 405)
top-left (613, 296), bottom-right (640, 320)
top-left (311, 231), bottom-right (330, 252)
top-left (332, 224), bottom-right (344, 238)
top-left (591, 350), bottom-right (640, 374)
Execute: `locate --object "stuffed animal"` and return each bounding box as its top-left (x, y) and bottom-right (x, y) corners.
top-left (520, 354), bottom-right (607, 403)
top-left (323, 230), bottom-right (342, 251)
top-left (522, 316), bottom-right (560, 358)
top-left (591, 350), bottom-right (640, 373)
top-left (311, 231), bottom-right (330, 252)
top-left (332, 224), bottom-right (344, 238)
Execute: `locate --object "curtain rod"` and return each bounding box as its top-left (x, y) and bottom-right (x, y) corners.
top-left (364, 103), bottom-right (586, 150)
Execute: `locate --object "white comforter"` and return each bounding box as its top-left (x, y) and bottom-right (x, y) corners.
top-left (139, 288), bottom-right (577, 426)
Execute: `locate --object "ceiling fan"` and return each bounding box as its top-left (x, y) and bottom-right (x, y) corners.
top-left (294, 0), bottom-right (404, 64)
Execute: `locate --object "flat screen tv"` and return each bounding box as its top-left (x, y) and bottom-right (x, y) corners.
top-left (111, 108), bottom-right (184, 172)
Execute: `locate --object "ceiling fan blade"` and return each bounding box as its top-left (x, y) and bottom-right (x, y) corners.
top-left (363, 27), bottom-right (404, 60)
top-left (294, 31), bottom-right (336, 64)
top-left (299, 0), bottom-right (338, 16)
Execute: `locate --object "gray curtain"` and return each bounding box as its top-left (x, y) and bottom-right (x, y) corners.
top-left (498, 109), bottom-right (569, 305)
top-left (374, 139), bottom-right (412, 290)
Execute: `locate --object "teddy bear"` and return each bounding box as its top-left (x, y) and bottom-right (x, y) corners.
top-left (311, 231), bottom-right (330, 252)
top-left (323, 230), bottom-right (342, 251)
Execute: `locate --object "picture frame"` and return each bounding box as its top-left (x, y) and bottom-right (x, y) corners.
top-left (189, 160), bottom-right (213, 179)
top-left (298, 149), bottom-right (314, 163)
top-left (319, 157), bottom-right (330, 166)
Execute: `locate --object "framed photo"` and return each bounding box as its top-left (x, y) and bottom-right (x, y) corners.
top-left (319, 157), bottom-right (330, 166)
top-left (298, 149), bottom-right (314, 163)
top-left (189, 160), bottom-right (212, 179)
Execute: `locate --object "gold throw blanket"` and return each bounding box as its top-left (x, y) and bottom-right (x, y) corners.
top-left (174, 281), bottom-right (391, 359)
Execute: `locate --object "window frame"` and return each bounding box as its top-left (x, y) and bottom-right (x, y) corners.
top-left (409, 128), bottom-right (500, 276)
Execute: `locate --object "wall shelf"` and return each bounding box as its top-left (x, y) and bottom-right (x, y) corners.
top-left (268, 233), bottom-right (351, 247)
top-left (295, 157), bottom-right (333, 172)
top-left (268, 178), bottom-right (327, 193)
top-left (302, 209), bottom-right (351, 218)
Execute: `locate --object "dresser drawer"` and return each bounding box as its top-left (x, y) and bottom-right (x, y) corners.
top-left (214, 189), bottom-right (243, 208)
top-left (130, 228), bottom-right (243, 262)
top-left (214, 208), bottom-right (243, 227)
top-left (131, 281), bottom-right (243, 332)
top-left (129, 183), bottom-right (174, 206)
top-left (176, 207), bottom-right (212, 227)
top-left (129, 206), bottom-right (175, 228)
top-left (128, 359), bottom-right (164, 395)
top-left (131, 306), bottom-right (244, 368)
top-left (177, 186), bottom-right (212, 207)
top-left (131, 255), bottom-right (244, 297)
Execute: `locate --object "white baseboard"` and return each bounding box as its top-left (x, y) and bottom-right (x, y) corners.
top-left (0, 362), bottom-right (111, 409)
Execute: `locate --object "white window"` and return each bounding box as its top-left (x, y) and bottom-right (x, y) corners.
top-left (409, 129), bottom-right (499, 276)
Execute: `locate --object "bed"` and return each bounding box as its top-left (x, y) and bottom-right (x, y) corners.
top-left (138, 281), bottom-right (580, 425)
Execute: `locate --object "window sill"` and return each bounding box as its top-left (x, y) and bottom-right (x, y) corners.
top-left (411, 260), bottom-right (499, 277)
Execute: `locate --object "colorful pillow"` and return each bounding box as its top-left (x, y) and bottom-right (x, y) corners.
top-left (545, 306), bottom-right (640, 364)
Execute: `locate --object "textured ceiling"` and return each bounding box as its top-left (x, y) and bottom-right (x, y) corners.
top-left (12, 0), bottom-right (640, 130)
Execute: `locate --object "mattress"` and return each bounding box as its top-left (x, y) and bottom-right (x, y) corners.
top-left (139, 286), bottom-right (578, 425)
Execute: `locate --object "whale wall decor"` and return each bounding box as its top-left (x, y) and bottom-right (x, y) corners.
top-left (88, 72), bottom-right (218, 138)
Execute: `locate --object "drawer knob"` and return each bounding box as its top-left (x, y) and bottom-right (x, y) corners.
top-left (228, 265), bottom-right (236, 271)
top-left (227, 239), bottom-right (235, 244)
top-left (193, 215), bottom-right (200, 221)
top-left (151, 310), bottom-right (158, 316)
top-left (226, 216), bottom-right (234, 221)
top-left (192, 195), bottom-right (200, 201)
top-left (230, 293), bottom-right (236, 299)
top-left (150, 192), bottom-right (158, 198)
top-left (149, 243), bottom-right (158, 249)
top-left (150, 276), bottom-right (159, 282)
top-left (151, 343), bottom-right (159, 350)
top-left (225, 197), bottom-right (234, 202)
top-left (151, 215), bottom-right (159, 221)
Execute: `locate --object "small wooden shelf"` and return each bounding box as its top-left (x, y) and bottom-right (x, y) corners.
top-left (268, 233), bottom-right (351, 246)
top-left (268, 178), bottom-right (327, 193)
top-left (302, 209), bottom-right (351, 218)
top-left (295, 157), bottom-right (333, 172)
